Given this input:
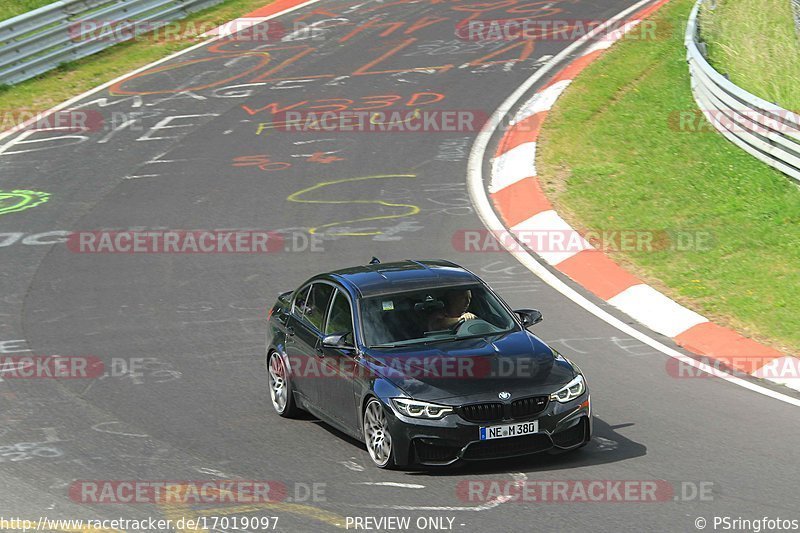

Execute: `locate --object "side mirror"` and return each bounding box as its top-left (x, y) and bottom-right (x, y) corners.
top-left (515, 309), bottom-right (543, 327)
top-left (322, 333), bottom-right (355, 349)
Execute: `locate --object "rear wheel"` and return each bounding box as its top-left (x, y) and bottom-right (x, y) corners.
top-left (363, 398), bottom-right (395, 469)
top-left (267, 352), bottom-right (299, 417)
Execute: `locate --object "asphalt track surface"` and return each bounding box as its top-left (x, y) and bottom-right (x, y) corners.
top-left (1, 0), bottom-right (799, 531)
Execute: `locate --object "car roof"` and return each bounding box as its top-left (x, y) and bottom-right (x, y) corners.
top-left (326, 259), bottom-right (481, 298)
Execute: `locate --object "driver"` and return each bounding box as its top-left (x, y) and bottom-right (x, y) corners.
top-left (426, 289), bottom-right (478, 331)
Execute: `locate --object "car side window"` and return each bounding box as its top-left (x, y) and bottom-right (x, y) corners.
top-left (292, 285), bottom-right (312, 317)
top-left (325, 290), bottom-right (354, 342)
top-left (303, 283), bottom-right (335, 331)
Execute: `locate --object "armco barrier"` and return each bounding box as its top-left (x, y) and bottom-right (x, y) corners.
top-left (793, 0), bottom-right (800, 34)
top-left (685, 0), bottom-right (800, 183)
top-left (0, 0), bottom-right (225, 85)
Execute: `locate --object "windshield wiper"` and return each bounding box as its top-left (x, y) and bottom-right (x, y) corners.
top-left (420, 336), bottom-right (462, 345)
top-left (368, 338), bottom-right (452, 349)
top-left (421, 329), bottom-right (517, 344)
top-left (375, 336), bottom-right (476, 349)
top-left (369, 330), bottom-right (515, 350)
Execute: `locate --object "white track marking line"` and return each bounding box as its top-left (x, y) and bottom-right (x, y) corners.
top-left (348, 473), bottom-right (527, 512)
top-left (123, 174), bottom-right (161, 180)
top-left (194, 467), bottom-right (234, 478)
top-left (338, 460), bottom-right (365, 472)
top-left (91, 421), bottom-right (149, 438)
top-left (465, 0), bottom-right (800, 408)
top-left (353, 482), bottom-right (425, 489)
top-left (751, 357), bottom-right (800, 391)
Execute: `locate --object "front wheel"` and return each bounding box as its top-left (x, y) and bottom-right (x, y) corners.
top-left (267, 352), bottom-right (299, 417)
top-left (363, 398), bottom-right (395, 469)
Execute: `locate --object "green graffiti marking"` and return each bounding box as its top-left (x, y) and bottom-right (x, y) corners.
top-left (0, 190), bottom-right (51, 216)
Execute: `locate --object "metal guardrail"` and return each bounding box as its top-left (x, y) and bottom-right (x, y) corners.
top-left (0, 0), bottom-right (225, 85)
top-left (792, 0), bottom-right (800, 34)
top-left (685, 0), bottom-right (800, 183)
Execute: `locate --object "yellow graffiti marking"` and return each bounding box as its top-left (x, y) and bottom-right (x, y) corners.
top-left (369, 108), bottom-right (421, 126)
top-left (157, 484), bottom-right (346, 532)
top-left (287, 174), bottom-right (419, 236)
top-left (255, 121), bottom-right (291, 135)
top-left (8, 523), bottom-right (120, 533)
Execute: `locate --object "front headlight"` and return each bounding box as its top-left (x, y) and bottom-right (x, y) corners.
top-left (391, 398), bottom-right (453, 419)
top-left (550, 374), bottom-right (585, 403)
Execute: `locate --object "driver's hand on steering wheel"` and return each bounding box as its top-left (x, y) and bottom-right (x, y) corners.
top-left (461, 312), bottom-right (477, 321)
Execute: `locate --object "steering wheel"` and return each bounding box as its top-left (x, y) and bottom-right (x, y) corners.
top-left (448, 317), bottom-right (467, 333)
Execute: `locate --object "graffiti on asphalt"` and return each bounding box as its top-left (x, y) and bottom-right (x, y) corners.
top-left (0, 190), bottom-right (50, 216)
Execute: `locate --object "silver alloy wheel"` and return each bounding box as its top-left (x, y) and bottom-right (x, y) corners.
top-left (364, 399), bottom-right (392, 467)
top-left (267, 353), bottom-right (288, 414)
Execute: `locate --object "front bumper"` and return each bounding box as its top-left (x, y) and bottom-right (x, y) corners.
top-left (385, 394), bottom-right (592, 466)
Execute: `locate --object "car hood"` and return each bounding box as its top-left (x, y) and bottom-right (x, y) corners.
top-left (361, 330), bottom-right (575, 403)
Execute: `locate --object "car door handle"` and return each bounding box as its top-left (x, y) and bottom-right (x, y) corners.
top-left (285, 326), bottom-right (295, 337)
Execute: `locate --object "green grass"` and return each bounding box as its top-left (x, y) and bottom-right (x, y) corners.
top-left (0, 0), bottom-right (275, 120)
top-left (538, 0), bottom-right (800, 354)
top-left (699, 0), bottom-right (800, 111)
top-left (1, 0), bottom-right (55, 22)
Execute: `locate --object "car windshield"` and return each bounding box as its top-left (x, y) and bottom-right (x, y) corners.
top-left (360, 284), bottom-right (518, 347)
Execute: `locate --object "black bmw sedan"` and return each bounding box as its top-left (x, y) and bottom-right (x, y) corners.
top-left (264, 259), bottom-right (591, 468)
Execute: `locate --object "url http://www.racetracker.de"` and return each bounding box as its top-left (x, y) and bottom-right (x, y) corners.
top-left (0, 516), bottom-right (281, 531)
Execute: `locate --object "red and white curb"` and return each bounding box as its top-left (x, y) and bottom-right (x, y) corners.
top-left (487, 0), bottom-right (800, 392)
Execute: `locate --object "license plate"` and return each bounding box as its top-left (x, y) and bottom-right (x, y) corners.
top-left (479, 420), bottom-right (539, 440)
